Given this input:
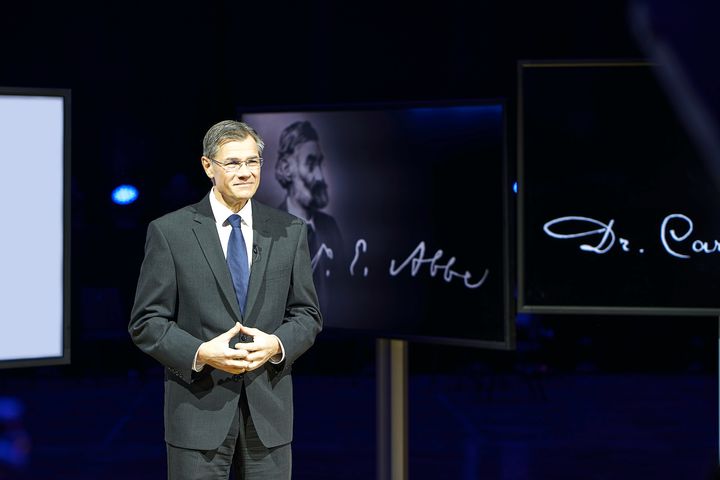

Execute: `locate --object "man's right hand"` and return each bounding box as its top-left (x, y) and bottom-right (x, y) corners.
top-left (196, 322), bottom-right (250, 374)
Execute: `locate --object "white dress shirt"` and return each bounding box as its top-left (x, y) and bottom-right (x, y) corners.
top-left (193, 189), bottom-right (285, 371)
top-left (209, 186), bottom-right (254, 265)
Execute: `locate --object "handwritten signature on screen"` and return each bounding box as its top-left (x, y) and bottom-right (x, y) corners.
top-left (543, 214), bottom-right (719, 258)
top-left (311, 239), bottom-right (488, 290)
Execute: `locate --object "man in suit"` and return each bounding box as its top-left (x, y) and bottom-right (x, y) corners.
top-left (129, 120), bottom-right (322, 479)
top-left (274, 120), bottom-right (344, 322)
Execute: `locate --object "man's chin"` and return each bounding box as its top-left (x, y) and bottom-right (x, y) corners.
top-left (231, 185), bottom-right (256, 197)
top-left (309, 199), bottom-right (329, 210)
top-left (308, 192), bottom-right (329, 209)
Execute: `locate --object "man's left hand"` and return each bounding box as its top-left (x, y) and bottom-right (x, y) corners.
top-left (235, 325), bottom-right (281, 371)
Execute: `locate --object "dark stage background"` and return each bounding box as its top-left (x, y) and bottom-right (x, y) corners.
top-left (1, 1), bottom-right (718, 479)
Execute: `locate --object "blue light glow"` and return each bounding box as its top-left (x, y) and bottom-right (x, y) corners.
top-left (112, 185), bottom-right (139, 205)
top-left (513, 181), bottom-right (518, 194)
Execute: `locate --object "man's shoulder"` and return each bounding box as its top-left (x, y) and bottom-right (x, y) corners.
top-left (254, 199), bottom-right (305, 228)
top-left (148, 197), bottom-right (208, 230)
top-left (312, 210), bottom-right (342, 240)
top-left (312, 209), bottom-right (339, 228)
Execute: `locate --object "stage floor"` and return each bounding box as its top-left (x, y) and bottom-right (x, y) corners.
top-left (0, 369), bottom-right (716, 479)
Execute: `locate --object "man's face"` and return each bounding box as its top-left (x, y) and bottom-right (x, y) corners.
top-left (287, 140), bottom-right (329, 210)
top-left (202, 137), bottom-right (261, 210)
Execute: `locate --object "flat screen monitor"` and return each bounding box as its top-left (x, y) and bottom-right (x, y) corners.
top-left (241, 101), bottom-right (513, 348)
top-left (0, 87), bottom-right (71, 368)
top-left (517, 61), bottom-right (720, 315)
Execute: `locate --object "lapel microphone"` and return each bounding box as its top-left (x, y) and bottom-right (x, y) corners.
top-left (253, 244), bottom-right (261, 262)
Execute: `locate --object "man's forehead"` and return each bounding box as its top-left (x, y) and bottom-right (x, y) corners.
top-left (218, 138), bottom-right (259, 157)
top-left (295, 140), bottom-right (323, 156)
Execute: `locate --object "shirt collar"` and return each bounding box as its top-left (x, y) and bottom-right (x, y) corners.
top-left (209, 187), bottom-right (253, 228)
top-left (285, 196), bottom-right (315, 229)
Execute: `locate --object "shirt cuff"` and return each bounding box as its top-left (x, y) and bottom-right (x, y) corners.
top-left (269, 335), bottom-right (286, 364)
top-left (192, 346), bottom-right (205, 372)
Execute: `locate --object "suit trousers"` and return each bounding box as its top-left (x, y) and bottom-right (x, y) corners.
top-left (166, 386), bottom-right (292, 480)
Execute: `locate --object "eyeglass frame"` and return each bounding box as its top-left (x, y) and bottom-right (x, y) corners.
top-left (209, 156), bottom-right (264, 172)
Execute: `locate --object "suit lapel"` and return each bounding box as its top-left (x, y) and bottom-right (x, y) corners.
top-left (191, 196), bottom-right (243, 322)
top-left (245, 200), bottom-right (271, 322)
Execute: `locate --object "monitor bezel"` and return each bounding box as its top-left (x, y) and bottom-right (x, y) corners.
top-left (516, 60), bottom-right (720, 316)
top-left (0, 86), bottom-right (72, 368)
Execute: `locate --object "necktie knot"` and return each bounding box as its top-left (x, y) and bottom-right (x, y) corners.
top-left (227, 214), bottom-right (243, 229)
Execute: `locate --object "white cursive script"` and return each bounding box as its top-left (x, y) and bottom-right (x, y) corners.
top-left (544, 213), bottom-right (720, 259)
top-left (543, 216), bottom-right (620, 254)
top-left (388, 241), bottom-right (488, 289)
top-left (660, 213), bottom-right (720, 259)
top-left (350, 239), bottom-right (369, 277)
top-left (310, 244), bottom-right (334, 273)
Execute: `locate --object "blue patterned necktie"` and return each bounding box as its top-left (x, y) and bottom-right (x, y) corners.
top-left (227, 214), bottom-right (250, 315)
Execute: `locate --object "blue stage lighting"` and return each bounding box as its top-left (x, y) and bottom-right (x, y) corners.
top-left (513, 181), bottom-right (518, 194)
top-left (112, 185), bottom-right (139, 205)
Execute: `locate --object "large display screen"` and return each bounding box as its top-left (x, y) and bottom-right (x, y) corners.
top-left (0, 87), bottom-right (70, 368)
top-left (517, 62), bottom-right (720, 315)
top-left (241, 102), bottom-right (513, 348)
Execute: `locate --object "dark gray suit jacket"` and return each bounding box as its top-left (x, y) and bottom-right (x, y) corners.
top-left (277, 199), bottom-right (345, 322)
top-left (129, 195), bottom-right (322, 450)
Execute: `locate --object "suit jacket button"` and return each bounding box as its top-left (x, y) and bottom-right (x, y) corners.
top-left (240, 335), bottom-right (248, 342)
top-left (232, 374), bottom-right (242, 381)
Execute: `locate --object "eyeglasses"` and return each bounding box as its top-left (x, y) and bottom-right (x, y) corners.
top-left (210, 157), bottom-right (264, 173)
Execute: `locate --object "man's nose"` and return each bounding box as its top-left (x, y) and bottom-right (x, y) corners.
top-left (235, 163), bottom-right (252, 177)
top-left (311, 167), bottom-right (324, 182)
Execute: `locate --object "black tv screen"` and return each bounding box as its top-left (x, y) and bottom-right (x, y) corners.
top-left (0, 87), bottom-right (71, 368)
top-left (517, 62), bottom-right (720, 315)
top-left (241, 102), bottom-right (513, 348)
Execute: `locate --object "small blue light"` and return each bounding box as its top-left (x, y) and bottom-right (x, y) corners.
top-left (513, 181), bottom-right (518, 194)
top-left (112, 185), bottom-right (139, 205)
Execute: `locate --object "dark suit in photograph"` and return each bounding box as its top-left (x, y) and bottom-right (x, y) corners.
top-left (129, 193), bottom-right (322, 478)
top-left (278, 199), bottom-right (344, 321)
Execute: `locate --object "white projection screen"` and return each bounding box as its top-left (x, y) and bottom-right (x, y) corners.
top-left (0, 87), bottom-right (70, 368)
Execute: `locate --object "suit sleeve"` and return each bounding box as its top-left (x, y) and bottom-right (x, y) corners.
top-left (273, 222), bottom-right (323, 368)
top-left (128, 221), bottom-right (203, 381)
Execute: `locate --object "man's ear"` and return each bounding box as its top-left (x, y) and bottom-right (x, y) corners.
top-left (276, 159), bottom-right (292, 185)
top-left (201, 156), bottom-right (214, 180)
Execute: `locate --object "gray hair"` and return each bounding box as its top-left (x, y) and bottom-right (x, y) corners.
top-left (275, 120), bottom-right (319, 188)
top-left (202, 120), bottom-right (265, 159)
